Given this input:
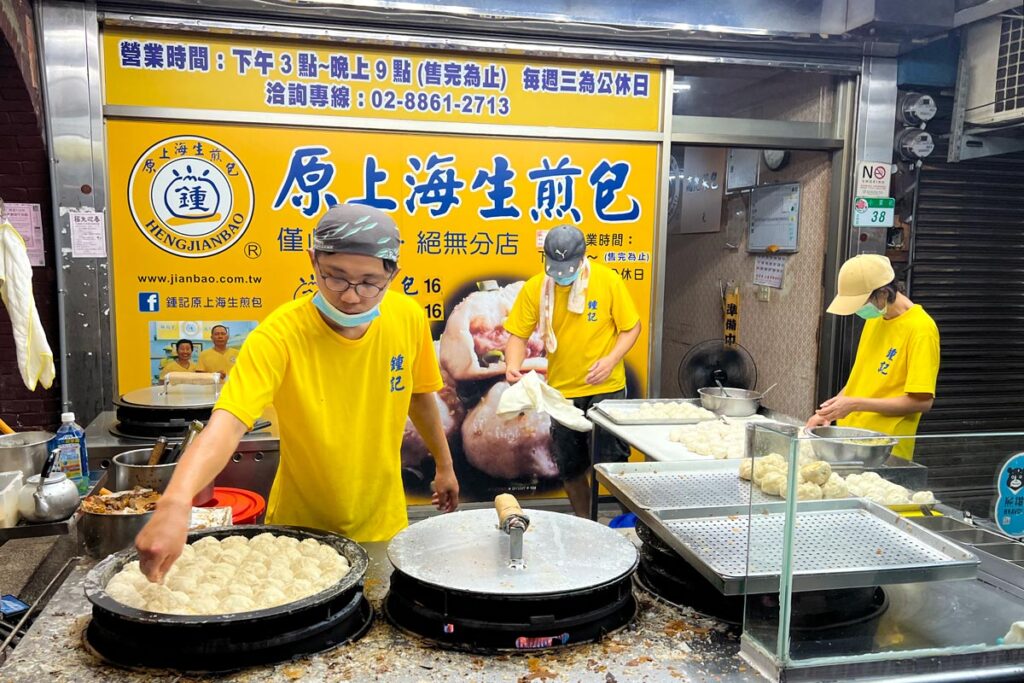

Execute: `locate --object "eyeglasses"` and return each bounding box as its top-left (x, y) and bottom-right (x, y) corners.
top-left (315, 256), bottom-right (390, 298)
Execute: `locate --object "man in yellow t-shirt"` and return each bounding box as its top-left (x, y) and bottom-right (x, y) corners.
top-left (197, 324), bottom-right (240, 377)
top-left (504, 225), bottom-right (641, 516)
top-left (158, 339), bottom-right (199, 380)
top-left (136, 204), bottom-right (460, 582)
top-left (807, 254), bottom-right (940, 459)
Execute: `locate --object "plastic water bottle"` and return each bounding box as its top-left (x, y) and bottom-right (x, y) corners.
top-left (51, 412), bottom-right (89, 494)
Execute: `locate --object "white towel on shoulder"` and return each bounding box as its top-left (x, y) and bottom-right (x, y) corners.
top-left (537, 259), bottom-right (590, 354)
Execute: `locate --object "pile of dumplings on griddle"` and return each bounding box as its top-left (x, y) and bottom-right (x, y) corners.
top-left (740, 453), bottom-right (935, 505)
top-left (104, 533), bottom-right (351, 615)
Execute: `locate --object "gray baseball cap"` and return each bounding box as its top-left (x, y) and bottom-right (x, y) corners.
top-left (543, 225), bottom-right (586, 278)
top-left (313, 204), bottom-right (400, 262)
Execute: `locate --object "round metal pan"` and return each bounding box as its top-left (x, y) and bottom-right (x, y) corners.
top-left (84, 524), bottom-right (368, 625)
top-left (118, 385), bottom-right (220, 410)
top-left (387, 509), bottom-right (638, 596)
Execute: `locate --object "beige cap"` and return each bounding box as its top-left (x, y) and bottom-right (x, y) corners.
top-left (826, 254), bottom-right (895, 315)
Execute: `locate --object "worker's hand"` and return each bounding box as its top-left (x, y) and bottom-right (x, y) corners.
top-left (135, 496), bottom-right (191, 583)
top-left (805, 413), bottom-right (831, 429)
top-left (585, 356), bottom-right (616, 385)
top-left (505, 367), bottom-right (523, 384)
top-left (431, 466), bottom-right (460, 513)
top-left (816, 394), bottom-right (860, 423)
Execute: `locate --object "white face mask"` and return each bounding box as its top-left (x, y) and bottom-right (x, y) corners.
top-left (312, 292), bottom-right (381, 327)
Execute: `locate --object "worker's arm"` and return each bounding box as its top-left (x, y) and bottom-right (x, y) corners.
top-left (805, 385), bottom-right (847, 428)
top-left (586, 322), bottom-right (641, 385)
top-left (408, 392), bottom-right (459, 513)
top-left (504, 334), bottom-right (529, 384)
top-left (135, 409), bottom-right (248, 582)
top-left (815, 392), bottom-right (933, 424)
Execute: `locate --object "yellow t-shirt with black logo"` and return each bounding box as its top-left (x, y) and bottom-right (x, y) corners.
top-left (504, 262), bottom-right (640, 398)
top-left (838, 305), bottom-right (940, 460)
top-left (214, 291), bottom-right (442, 542)
top-left (198, 347), bottom-right (240, 376)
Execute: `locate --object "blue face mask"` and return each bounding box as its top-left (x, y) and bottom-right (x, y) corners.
top-left (552, 270), bottom-right (580, 287)
top-left (855, 302), bottom-right (885, 320)
top-left (312, 292), bottom-right (381, 327)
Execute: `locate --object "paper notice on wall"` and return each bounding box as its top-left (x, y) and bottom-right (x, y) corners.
top-left (753, 254), bottom-right (786, 289)
top-left (69, 209), bottom-right (107, 258)
top-left (3, 202), bottom-right (45, 266)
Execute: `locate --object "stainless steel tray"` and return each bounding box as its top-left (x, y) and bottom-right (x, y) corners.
top-left (592, 398), bottom-right (717, 425)
top-left (595, 460), bottom-right (775, 510)
top-left (633, 499), bottom-right (979, 595)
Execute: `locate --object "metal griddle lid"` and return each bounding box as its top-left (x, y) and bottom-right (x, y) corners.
top-left (387, 509), bottom-right (637, 596)
top-left (120, 385), bottom-right (219, 409)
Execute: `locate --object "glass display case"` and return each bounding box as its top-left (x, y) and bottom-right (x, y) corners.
top-left (738, 424), bottom-right (1024, 681)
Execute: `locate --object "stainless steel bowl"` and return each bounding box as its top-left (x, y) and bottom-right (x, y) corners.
top-left (112, 448), bottom-right (214, 505)
top-left (79, 509), bottom-right (155, 559)
top-left (698, 387), bottom-right (761, 417)
top-left (807, 426), bottom-right (896, 466)
top-left (0, 431), bottom-right (54, 480)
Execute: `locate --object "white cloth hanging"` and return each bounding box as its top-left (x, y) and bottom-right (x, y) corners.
top-left (497, 370), bottom-right (592, 432)
top-left (0, 222), bottom-right (55, 391)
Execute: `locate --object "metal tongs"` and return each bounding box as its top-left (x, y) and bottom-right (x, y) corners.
top-left (495, 493), bottom-right (530, 570)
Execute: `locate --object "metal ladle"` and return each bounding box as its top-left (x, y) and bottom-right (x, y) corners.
top-left (715, 379), bottom-right (732, 397)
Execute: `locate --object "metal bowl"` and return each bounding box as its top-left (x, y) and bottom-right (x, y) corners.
top-left (807, 426), bottom-right (896, 466)
top-left (697, 387), bottom-right (761, 417)
top-left (111, 448), bottom-right (214, 505)
top-left (0, 431), bottom-right (54, 480)
top-left (79, 509), bottom-right (155, 559)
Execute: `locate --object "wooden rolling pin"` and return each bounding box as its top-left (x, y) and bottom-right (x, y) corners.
top-left (164, 372), bottom-right (220, 385)
top-left (0, 418), bottom-right (14, 435)
top-left (495, 493), bottom-right (524, 526)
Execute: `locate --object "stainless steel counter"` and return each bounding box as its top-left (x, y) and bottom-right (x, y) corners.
top-left (0, 533), bottom-right (764, 682)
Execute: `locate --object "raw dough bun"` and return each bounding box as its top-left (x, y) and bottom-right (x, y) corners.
top-left (220, 595), bottom-right (256, 613)
top-left (800, 461), bottom-right (832, 486)
top-left (911, 490), bottom-right (935, 504)
top-left (761, 453), bottom-right (787, 469)
top-left (782, 482), bottom-right (823, 501)
top-left (821, 477), bottom-right (849, 499)
top-left (738, 459), bottom-right (753, 481)
top-left (753, 461), bottom-right (784, 486)
top-left (760, 471), bottom-right (788, 497)
top-left (220, 535), bottom-right (249, 551)
top-left (107, 533), bottom-right (352, 616)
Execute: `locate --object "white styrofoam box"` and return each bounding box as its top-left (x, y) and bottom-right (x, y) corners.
top-left (0, 470), bottom-right (23, 528)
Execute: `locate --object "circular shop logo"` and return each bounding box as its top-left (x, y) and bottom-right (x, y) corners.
top-left (128, 136), bottom-right (254, 258)
top-left (854, 198), bottom-right (868, 213)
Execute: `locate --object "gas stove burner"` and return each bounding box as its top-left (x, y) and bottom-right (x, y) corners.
top-left (384, 505), bottom-right (638, 652)
top-left (633, 522), bottom-right (889, 654)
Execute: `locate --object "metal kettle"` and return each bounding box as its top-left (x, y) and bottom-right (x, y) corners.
top-left (17, 448), bottom-right (80, 523)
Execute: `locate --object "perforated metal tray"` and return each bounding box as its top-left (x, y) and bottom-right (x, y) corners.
top-left (592, 398), bottom-right (717, 425)
top-left (634, 499), bottom-right (979, 594)
top-left (595, 460), bottom-right (774, 510)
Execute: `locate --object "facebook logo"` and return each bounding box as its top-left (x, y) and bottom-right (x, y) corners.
top-left (138, 292), bottom-right (160, 312)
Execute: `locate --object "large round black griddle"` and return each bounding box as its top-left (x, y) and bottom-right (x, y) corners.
top-left (113, 385), bottom-right (219, 439)
top-left (384, 500), bottom-right (638, 652)
top-left (83, 525), bottom-right (372, 672)
top-left (633, 521), bottom-right (888, 655)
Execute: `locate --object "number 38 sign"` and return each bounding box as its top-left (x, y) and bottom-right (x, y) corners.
top-left (852, 196), bottom-right (895, 228)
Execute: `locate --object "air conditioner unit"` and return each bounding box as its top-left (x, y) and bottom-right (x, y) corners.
top-left (963, 13), bottom-right (1024, 126)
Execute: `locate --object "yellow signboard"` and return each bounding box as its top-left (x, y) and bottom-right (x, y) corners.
top-left (108, 119), bottom-right (658, 502)
top-left (102, 29), bottom-right (662, 131)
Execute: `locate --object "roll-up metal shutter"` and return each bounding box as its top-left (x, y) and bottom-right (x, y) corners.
top-left (909, 108), bottom-right (1024, 516)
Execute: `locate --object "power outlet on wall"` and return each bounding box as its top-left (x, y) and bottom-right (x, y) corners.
top-left (756, 285), bottom-right (771, 302)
